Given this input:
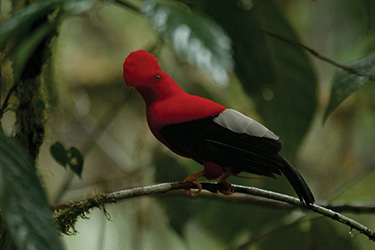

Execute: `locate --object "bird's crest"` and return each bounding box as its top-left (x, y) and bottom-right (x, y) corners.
top-left (123, 50), bottom-right (161, 87)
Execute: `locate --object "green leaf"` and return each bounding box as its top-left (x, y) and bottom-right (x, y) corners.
top-left (50, 142), bottom-right (84, 177)
top-left (142, 0), bottom-right (233, 85)
top-left (324, 53), bottom-right (375, 121)
top-left (50, 141), bottom-right (68, 168)
top-left (67, 147), bottom-right (84, 178)
top-left (197, 0), bottom-right (317, 158)
top-left (1, 0), bottom-right (96, 84)
top-left (0, 0), bottom-right (62, 49)
top-left (0, 0), bottom-right (95, 50)
top-left (13, 18), bottom-right (60, 84)
top-left (0, 133), bottom-right (65, 250)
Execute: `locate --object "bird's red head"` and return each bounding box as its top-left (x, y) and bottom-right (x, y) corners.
top-left (123, 50), bottom-right (185, 106)
top-left (123, 50), bottom-right (162, 89)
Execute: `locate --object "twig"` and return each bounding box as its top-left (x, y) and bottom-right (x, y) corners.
top-left (54, 182), bottom-right (375, 241)
top-left (236, 214), bottom-right (319, 250)
top-left (328, 166), bottom-right (375, 202)
top-left (53, 171), bottom-right (74, 205)
top-left (0, 83), bottom-right (18, 119)
top-left (52, 93), bottom-right (126, 204)
top-left (258, 28), bottom-right (375, 82)
top-left (177, 191), bottom-right (375, 214)
top-left (323, 202), bottom-right (375, 214)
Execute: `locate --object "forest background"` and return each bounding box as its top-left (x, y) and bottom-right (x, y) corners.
top-left (1, 0), bottom-right (375, 249)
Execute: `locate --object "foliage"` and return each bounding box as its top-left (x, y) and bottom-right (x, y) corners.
top-left (324, 53), bottom-right (375, 121)
top-left (0, 133), bottom-right (64, 250)
top-left (1, 0), bottom-right (375, 249)
top-left (142, 0), bottom-right (233, 85)
top-left (195, 0), bottom-right (317, 158)
top-left (50, 141), bottom-right (84, 178)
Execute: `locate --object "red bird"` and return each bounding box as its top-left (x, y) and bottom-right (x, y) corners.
top-left (123, 50), bottom-right (314, 205)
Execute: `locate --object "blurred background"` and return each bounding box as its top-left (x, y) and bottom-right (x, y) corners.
top-left (1, 0), bottom-right (375, 249)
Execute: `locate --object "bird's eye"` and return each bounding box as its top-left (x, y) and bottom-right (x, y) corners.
top-left (153, 74), bottom-right (161, 82)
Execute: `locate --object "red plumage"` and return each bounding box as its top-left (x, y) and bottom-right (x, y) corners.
top-left (124, 50), bottom-right (225, 155)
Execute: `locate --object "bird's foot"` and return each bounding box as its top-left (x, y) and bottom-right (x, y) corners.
top-left (183, 180), bottom-right (202, 197)
top-left (183, 170), bottom-right (205, 197)
top-left (218, 169), bottom-right (235, 195)
top-left (218, 181), bottom-right (234, 195)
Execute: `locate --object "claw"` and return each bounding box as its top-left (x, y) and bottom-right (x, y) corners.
top-left (218, 169), bottom-right (235, 195)
top-left (219, 181), bottom-right (234, 195)
top-left (183, 170), bottom-right (205, 197)
top-left (183, 180), bottom-right (202, 197)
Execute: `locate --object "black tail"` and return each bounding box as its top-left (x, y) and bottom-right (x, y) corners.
top-left (278, 155), bottom-right (315, 205)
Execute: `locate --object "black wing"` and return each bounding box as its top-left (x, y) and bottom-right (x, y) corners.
top-left (159, 115), bottom-right (283, 178)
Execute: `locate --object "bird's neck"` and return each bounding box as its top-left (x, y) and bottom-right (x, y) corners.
top-left (137, 80), bottom-right (186, 107)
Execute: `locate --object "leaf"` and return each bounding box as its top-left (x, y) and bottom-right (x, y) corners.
top-left (67, 147), bottom-right (84, 178)
top-left (142, 0), bottom-right (233, 85)
top-left (324, 53), bottom-right (375, 121)
top-left (13, 18), bottom-right (60, 84)
top-left (0, 133), bottom-right (65, 250)
top-left (0, 0), bottom-right (61, 50)
top-left (50, 142), bottom-right (84, 177)
top-left (50, 141), bottom-right (68, 168)
top-left (196, 0), bottom-right (317, 158)
top-left (1, 0), bottom-right (96, 84)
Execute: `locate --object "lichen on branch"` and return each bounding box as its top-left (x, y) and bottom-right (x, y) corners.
top-left (54, 193), bottom-right (117, 235)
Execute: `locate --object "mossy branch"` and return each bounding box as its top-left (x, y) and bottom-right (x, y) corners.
top-left (54, 182), bottom-right (375, 241)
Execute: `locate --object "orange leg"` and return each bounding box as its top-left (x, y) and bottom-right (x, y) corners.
top-left (183, 170), bottom-right (205, 197)
top-left (218, 169), bottom-right (235, 195)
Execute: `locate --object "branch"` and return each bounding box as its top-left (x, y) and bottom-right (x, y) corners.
top-left (258, 28), bottom-right (375, 82)
top-left (181, 191), bottom-right (375, 214)
top-left (54, 182), bottom-right (375, 241)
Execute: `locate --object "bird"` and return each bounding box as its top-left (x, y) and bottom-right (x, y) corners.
top-left (123, 50), bottom-right (315, 205)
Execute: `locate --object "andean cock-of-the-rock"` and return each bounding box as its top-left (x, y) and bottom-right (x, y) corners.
top-left (123, 50), bottom-right (315, 205)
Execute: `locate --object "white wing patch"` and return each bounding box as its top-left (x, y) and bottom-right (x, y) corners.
top-left (213, 109), bottom-right (279, 140)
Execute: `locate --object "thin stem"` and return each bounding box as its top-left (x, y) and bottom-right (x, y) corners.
top-left (258, 28), bottom-right (375, 82)
top-left (328, 166), bottom-right (375, 202)
top-left (184, 191), bottom-right (375, 214)
top-left (0, 82), bottom-right (18, 120)
top-left (236, 214), bottom-right (319, 250)
top-left (52, 93), bottom-right (126, 204)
